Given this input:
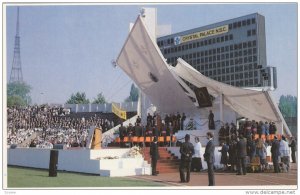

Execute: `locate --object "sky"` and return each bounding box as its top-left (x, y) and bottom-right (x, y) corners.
top-left (5, 3), bottom-right (298, 105)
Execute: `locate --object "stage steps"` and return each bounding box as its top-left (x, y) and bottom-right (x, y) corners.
top-left (143, 147), bottom-right (180, 173)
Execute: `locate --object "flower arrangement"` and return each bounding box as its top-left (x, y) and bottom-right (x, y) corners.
top-left (96, 156), bottom-right (119, 160)
top-left (126, 146), bottom-right (143, 158)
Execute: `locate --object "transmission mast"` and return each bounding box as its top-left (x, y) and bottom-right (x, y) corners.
top-left (9, 7), bottom-right (23, 83)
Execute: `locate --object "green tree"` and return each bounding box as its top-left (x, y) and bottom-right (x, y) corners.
top-left (92, 92), bottom-right (107, 104)
top-left (279, 95), bottom-right (297, 118)
top-left (66, 92), bottom-right (90, 104)
top-left (7, 82), bottom-right (32, 107)
top-left (125, 83), bottom-right (139, 102)
top-left (7, 95), bottom-right (27, 107)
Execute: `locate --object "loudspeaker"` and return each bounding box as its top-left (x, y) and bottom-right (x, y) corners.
top-left (49, 150), bottom-right (59, 177)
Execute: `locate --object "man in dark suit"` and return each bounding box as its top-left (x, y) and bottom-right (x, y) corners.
top-left (179, 134), bottom-right (195, 183)
top-left (204, 132), bottom-right (215, 186)
top-left (271, 136), bottom-right (281, 173)
top-left (118, 123), bottom-right (126, 148)
top-left (289, 137), bottom-right (297, 163)
top-left (150, 136), bottom-right (159, 176)
top-left (236, 134), bottom-right (247, 175)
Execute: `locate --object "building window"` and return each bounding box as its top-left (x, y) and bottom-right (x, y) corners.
top-left (233, 22), bottom-right (237, 28)
top-left (193, 43), bottom-right (196, 48)
top-left (229, 34), bottom-right (233, 40)
top-left (248, 41), bottom-right (252, 47)
top-left (253, 48), bottom-right (257, 54)
top-left (231, 74), bottom-right (234, 80)
top-left (245, 72), bottom-right (248, 78)
top-left (254, 71), bottom-right (258, 77)
top-left (221, 36), bottom-right (224, 42)
top-left (252, 29), bottom-right (256, 36)
top-left (217, 37), bottom-right (220, 43)
top-left (253, 40), bottom-right (257, 46)
top-left (247, 19), bottom-right (251, 25)
top-left (242, 20), bottom-right (247, 26)
top-left (229, 23), bottom-right (232, 29)
top-left (247, 30), bottom-right (251, 37)
top-left (225, 35), bottom-right (228, 41)
top-left (253, 56), bottom-right (257, 62)
top-left (252, 18), bottom-right (256, 24)
top-left (167, 39), bottom-right (171, 44)
top-left (189, 44), bottom-right (192, 49)
top-left (237, 21), bottom-right (241, 27)
top-left (249, 71), bottom-right (253, 77)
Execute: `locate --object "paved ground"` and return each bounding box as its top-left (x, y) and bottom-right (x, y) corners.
top-left (130, 163), bottom-right (297, 188)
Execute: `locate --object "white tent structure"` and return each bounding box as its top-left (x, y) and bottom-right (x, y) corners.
top-left (116, 16), bottom-right (291, 136)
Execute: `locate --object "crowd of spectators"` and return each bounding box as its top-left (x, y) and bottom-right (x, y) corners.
top-left (217, 119), bottom-right (294, 173)
top-left (7, 105), bottom-right (116, 148)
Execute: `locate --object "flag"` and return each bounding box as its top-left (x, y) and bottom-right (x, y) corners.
top-left (112, 103), bottom-right (127, 120)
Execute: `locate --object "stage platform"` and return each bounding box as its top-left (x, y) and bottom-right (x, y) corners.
top-left (7, 148), bottom-right (151, 177)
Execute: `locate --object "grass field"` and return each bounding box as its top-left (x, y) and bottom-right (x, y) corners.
top-left (7, 166), bottom-right (167, 188)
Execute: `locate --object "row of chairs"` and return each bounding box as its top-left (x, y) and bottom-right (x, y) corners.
top-left (115, 136), bottom-right (176, 143)
top-left (253, 134), bottom-right (283, 140)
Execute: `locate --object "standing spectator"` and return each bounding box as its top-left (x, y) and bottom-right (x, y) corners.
top-left (176, 112), bottom-right (181, 131)
top-left (118, 123), bottom-right (126, 148)
top-left (256, 135), bottom-right (267, 172)
top-left (289, 136), bottom-right (297, 163)
top-left (218, 125), bottom-right (226, 144)
top-left (191, 137), bottom-right (203, 172)
top-left (136, 116), bottom-right (141, 126)
top-left (147, 113), bottom-right (153, 127)
top-left (179, 134), bottom-right (194, 183)
top-left (247, 134), bottom-right (257, 163)
top-left (269, 122), bottom-right (277, 135)
top-left (164, 114), bottom-right (170, 128)
top-left (160, 122), bottom-right (167, 146)
top-left (228, 135), bottom-right (237, 171)
top-left (264, 121), bottom-right (270, 135)
top-left (181, 113), bottom-right (186, 130)
top-left (219, 141), bottom-right (229, 171)
top-left (279, 135), bottom-right (290, 172)
top-left (208, 110), bottom-right (215, 130)
top-left (271, 136), bottom-right (281, 173)
top-left (204, 132), bottom-right (215, 186)
top-left (236, 134), bottom-right (247, 175)
top-left (150, 136), bottom-right (159, 176)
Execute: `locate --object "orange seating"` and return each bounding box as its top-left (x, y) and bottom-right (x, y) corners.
top-left (254, 134), bottom-right (259, 140)
top-left (172, 136), bottom-right (176, 142)
top-left (138, 137), bottom-right (144, 142)
top-left (158, 136), bottom-right (165, 142)
top-left (166, 136), bottom-right (171, 142)
top-left (123, 137), bottom-right (129, 142)
top-left (115, 137), bottom-right (120, 143)
top-left (131, 136), bottom-right (138, 142)
top-left (266, 156), bottom-right (272, 163)
top-left (145, 137), bottom-right (152, 142)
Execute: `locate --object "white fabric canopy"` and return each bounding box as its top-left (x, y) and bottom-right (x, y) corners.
top-left (171, 59), bottom-right (291, 136)
top-left (116, 16), bottom-right (198, 114)
top-left (116, 16), bottom-right (291, 136)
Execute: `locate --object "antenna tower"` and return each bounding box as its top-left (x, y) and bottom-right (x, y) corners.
top-left (9, 7), bottom-right (23, 83)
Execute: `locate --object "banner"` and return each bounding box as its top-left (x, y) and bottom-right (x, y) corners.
top-left (112, 103), bottom-right (127, 120)
top-left (174, 25), bottom-right (228, 45)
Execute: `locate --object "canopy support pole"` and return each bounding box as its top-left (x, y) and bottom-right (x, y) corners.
top-left (220, 93), bottom-right (224, 125)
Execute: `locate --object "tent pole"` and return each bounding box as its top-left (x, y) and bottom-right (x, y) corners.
top-left (220, 93), bottom-right (224, 125)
